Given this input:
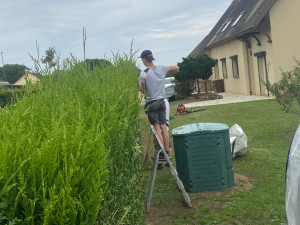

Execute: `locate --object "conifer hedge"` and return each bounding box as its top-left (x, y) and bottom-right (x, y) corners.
top-left (0, 54), bottom-right (145, 224)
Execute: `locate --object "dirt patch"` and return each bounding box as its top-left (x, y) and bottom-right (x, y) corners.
top-left (190, 173), bottom-right (253, 211)
top-left (145, 208), bottom-right (174, 225)
top-left (283, 130), bottom-right (296, 139)
top-left (193, 173), bottom-right (253, 198)
top-left (145, 173), bottom-right (253, 224)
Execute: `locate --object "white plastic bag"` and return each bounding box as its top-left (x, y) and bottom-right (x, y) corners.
top-left (229, 124), bottom-right (247, 157)
top-left (286, 125), bottom-right (300, 225)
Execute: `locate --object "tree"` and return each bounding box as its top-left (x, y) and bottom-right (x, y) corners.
top-left (85, 58), bottom-right (112, 70)
top-left (41, 46), bottom-right (57, 69)
top-left (0, 64), bottom-right (28, 84)
top-left (174, 54), bottom-right (215, 96)
top-left (266, 59), bottom-right (300, 117)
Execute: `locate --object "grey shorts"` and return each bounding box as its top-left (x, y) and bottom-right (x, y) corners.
top-left (144, 99), bottom-right (166, 125)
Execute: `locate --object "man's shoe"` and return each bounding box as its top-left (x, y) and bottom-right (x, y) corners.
top-left (157, 164), bottom-right (163, 170)
top-left (158, 151), bottom-right (170, 161)
top-left (152, 151), bottom-right (170, 163)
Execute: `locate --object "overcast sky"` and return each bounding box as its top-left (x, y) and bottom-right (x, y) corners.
top-left (0, 0), bottom-right (232, 70)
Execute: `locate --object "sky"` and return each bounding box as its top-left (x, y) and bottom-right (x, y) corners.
top-left (0, 0), bottom-right (232, 70)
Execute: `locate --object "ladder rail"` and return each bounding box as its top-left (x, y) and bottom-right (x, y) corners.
top-left (146, 149), bottom-right (159, 212)
top-left (146, 125), bottom-right (193, 213)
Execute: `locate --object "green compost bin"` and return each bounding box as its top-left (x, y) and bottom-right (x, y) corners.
top-left (171, 123), bottom-right (234, 193)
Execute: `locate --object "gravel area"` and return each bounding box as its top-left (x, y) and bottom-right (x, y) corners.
top-left (184, 93), bottom-right (272, 108)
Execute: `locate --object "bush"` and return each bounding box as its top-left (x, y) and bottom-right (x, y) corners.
top-left (174, 55), bottom-right (215, 97)
top-left (174, 79), bottom-right (194, 98)
top-left (266, 59), bottom-right (300, 117)
top-left (0, 53), bottom-right (145, 224)
top-left (0, 87), bottom-right (25, 108)
top-left (0, 86), bottom-right (6, 107)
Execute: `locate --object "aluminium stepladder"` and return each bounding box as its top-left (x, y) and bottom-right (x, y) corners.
top-left (146, 125), bottom-right (193, 213)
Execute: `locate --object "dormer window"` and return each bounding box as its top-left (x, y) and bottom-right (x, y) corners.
top-left (220, 20), bottom-right (232, 33)
top-left (231, 12), bottom-right (244, 27)
top-left (216, 24), bottom-right (224, 34)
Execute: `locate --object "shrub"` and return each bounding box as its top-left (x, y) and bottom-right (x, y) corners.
top-left (174, 55), bottom-right (215, 97)
top-left (0, 85), bottom-right (6, 107)
top-left (0, 53), bottom-right (144, 224)
top-left (174, 79), bottom-right (194, 98)
top-left (266, 59), bottom-right (300, 117)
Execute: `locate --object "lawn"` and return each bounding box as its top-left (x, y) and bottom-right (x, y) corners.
top-left (140, 98), bottom-right (299, 225)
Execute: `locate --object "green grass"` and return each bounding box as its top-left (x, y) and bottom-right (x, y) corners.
top-left (141, 98), bottom-right (299, 225)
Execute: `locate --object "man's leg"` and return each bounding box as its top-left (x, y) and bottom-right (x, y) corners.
top-left (160, 124), bottom-right (172, 158)
top-left (154, 123), bottom-right (171, 157)
top-left (153, 123), bottom-right (165, 151)
top-left (148, 100), bottom-right (170, 157)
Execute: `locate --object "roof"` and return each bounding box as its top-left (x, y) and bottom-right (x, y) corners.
top-left (190, 0), bottom-right (277, 57)
top-left (13, 71), bottom-right (39, 86)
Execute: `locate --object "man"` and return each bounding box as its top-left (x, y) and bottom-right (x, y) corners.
top-left (139, 50), bottom-right (179, 159)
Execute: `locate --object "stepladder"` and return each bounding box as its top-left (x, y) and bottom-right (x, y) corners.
top-left (146, 125), bottom-right (193, 213)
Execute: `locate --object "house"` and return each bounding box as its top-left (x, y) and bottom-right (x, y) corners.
top-left (190, 0), bottom-right (300, 96)
top-left (13, 69), bottom-right (39, 86)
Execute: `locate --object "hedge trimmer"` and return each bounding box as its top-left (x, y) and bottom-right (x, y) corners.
top-left (176, 103), bottom-right (207, 115)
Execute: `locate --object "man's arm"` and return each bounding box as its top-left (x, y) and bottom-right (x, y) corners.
top-left (167, 65), bottom-right (179, 76)
top-left (169, 65), bottom-right (179, 72)
top-left (139, 71), bottom-right (147, 94)
top-left (141, 82), bottom-right (146, 94)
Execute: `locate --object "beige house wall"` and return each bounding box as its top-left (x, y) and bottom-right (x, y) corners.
top-left (205, 33), bottom-right (278, 96)
top-left (206, 40), bottom-right (250, 95)
top-left (269, 0), bottom-right (300, 81)
top-left (199, 0), bottom-right (300, 96)
top-left (249, 31), bottom-right (275, 95)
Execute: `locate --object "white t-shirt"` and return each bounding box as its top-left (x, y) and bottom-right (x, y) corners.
top-left (140, 65), bottom-right (169, 102)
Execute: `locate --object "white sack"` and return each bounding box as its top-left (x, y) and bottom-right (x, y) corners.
top-left (229, 124), bottom-right (247, 157)
top-left (286, 124), bottom-right (300, 225)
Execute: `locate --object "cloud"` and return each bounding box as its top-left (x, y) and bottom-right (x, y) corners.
top-left (0, 0), bottom-right (232, 69)
top-left (135, 7), bottom-right (225, 41)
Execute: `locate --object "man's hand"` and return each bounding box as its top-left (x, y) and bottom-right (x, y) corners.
top-left (169, 65), bottom-right (179, 72)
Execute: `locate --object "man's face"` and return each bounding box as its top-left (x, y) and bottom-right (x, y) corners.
top-left (141, 58), bottom-right (147, 66)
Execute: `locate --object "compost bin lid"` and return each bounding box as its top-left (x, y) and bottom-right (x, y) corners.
top-left (172, 123), bottom-right (229, 136)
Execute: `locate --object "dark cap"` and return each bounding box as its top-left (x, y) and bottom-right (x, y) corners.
top-left (139, 50), bottom-right (155, 61)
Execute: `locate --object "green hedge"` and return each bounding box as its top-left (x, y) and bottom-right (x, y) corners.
top-left (0, 54), bottom-right (145, 224)
top-left (0, 86), bottom-right (6, 107)
top-left (0, 87), bottom-right (24, 108)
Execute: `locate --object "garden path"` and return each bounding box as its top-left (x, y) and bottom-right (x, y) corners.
top-left (184, 92), bottom-right (272, 108)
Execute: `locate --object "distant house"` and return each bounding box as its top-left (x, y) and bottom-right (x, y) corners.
top-left (190, 0), bottom-right (300, 96)
top-left (13, 69), bottom-right (39, 86)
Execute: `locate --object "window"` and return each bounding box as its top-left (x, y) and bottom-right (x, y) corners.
top-left (231, 12), bottom-right (244, 27)
top-left (214, 60), bottom-right (220, 79)
top-left (220, 58), bottom-right (228, 79)
top-left (216, 24), bottom-right (224, 34)
top-left (220, 20), bottom-right (232, 32)
top-left (230, 55), bottom-right (239, 78)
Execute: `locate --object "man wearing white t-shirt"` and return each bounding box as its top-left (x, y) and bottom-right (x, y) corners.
top-left (139, 50), bottom-right (179, 159)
